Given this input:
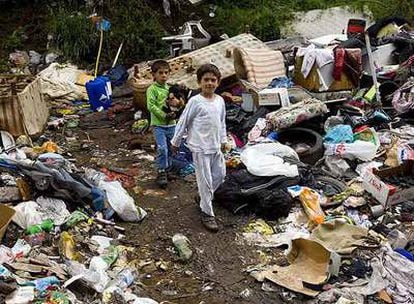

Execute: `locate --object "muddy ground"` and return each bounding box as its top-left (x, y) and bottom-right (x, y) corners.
top-left (49, 102), bottom-right (298, 304)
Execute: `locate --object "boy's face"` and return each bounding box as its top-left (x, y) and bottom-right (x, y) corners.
top-left (198, 72), bottom-right (219, 95)
top-left (153, 68), bottom-right (170, 84)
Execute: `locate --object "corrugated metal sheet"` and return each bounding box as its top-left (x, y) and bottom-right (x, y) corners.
top-left (0, 76), bottom-right (49, 137)
top-left (281, 6), bottom-right (373, 39)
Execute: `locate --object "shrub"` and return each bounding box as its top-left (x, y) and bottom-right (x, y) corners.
top-left (47, 0), bottom-right (168, 67)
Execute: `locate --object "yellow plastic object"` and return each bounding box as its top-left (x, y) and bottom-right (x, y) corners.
top-left (76, 73), bottom-right (95, 86)
top-left (59, 231), bottom-right (80, 261)
top-left (364, 85), bottom-right (377, 102)
top-left (57, 109), bottom-right (76, 115)
top-left (33, 141), bottom-right (59, 154)
top-left (299, 188), bottom-right (326, 225)
top-left (244, 219), bottom-right (274, 235)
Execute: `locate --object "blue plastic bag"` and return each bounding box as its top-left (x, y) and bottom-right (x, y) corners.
top-left (324, 124), bottom-right (354, 144)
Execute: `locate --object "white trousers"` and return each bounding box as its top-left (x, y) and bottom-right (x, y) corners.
top-left (193, 151), bottom-right (226, 217)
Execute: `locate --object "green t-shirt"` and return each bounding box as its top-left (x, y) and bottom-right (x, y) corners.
top-left (146, 82), bottom-right (176, 126)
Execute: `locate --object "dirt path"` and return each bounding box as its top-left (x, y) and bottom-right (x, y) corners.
top-left (61, 112), bottom-right (292, 304)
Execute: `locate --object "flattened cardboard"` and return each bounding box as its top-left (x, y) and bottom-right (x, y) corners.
top-left (0, 204), bottom-right (16, 241)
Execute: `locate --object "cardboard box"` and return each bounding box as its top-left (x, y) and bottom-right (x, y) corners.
top-left (241, 93), bottom-right (256, 112)
top-left (362, 161), bottom-right (414, 207)
top-left (258, 87), bottom-right (290, 107)
top-left (0, 203), bottom-right (16, 241)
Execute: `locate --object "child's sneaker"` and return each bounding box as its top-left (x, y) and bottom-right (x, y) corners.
top-left (157, 170), bottom-right (168, 189)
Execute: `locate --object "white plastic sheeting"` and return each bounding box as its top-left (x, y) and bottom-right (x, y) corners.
top-left (240, 142), bottom-right (299, 177)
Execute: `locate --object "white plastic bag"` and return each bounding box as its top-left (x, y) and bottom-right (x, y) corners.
top-left (99, 180), bottom-right (147, 222)
top-left (84, 168), bottom-right (147, 222)
top-left (124, 293), bottom-right (159, 304)
top-left (12, 201), bottom-right (42, 229)
top-left (36, 196), bottom-right (70, 226)
top-left (241, 142), bottom-right (299, 177)
top-left (324, 140), bottom-right (378, 161)
top-left (12, 197), bottom-right (70, 229)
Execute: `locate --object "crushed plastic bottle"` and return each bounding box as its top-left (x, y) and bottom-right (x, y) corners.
top-left (5, 286), bottom-right (35, 304)
top-left (109, 268), bottom-right (137, 290)
top-left (172, 234), bottom-right (193, 261)
top-left (103, 268), bottom-right (138, 303)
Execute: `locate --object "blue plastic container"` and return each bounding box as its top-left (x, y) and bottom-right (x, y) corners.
top-left (86, 76), bottom-right (112, 111)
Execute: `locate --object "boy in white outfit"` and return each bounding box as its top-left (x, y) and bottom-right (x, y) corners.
top-left (171, 64), bottom-right (226, 232)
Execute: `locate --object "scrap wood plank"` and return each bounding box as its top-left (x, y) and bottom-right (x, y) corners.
top-left (7, 262), bottom-right (44, 273)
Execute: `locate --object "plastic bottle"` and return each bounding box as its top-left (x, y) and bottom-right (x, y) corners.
top-left (102, 268), bottom-right (137, 304)
top-left (26, 219), bottom-right (54, 235)
top-left (172, 234), bottom-right (193, 261)
top-left (299, 187), bottom-right (326, 225)
top-left (109, 268), bottom-right (137, 290)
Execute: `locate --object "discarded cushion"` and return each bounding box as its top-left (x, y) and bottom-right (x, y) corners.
top-left (233, 47), bottom-right (286, 89)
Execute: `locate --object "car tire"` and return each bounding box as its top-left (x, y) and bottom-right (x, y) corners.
top-left (277, 127), bottom-right (324, 165)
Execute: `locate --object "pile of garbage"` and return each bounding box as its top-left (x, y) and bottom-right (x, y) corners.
top-left (203, 16), bottom-right (414, 303)
top-left (0, 133), bottom-right (158, 303)
top-left (1, 10), bottom-right (414, 304)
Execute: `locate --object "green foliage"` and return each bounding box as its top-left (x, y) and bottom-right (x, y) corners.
top-left (0, 57), bottom-right (11, 73)
top-left (48, 8), bottom-right (97, 63)
top-left (47, 0), bottom-right (167, 66)
top-left (4, 27), bottom-right (26, 51)
top-left (210, 0), bottom-right (294, 41)
top-left (103, 0), bottom-right (168, 65)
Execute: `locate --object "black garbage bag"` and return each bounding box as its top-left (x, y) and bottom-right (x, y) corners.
top-left (214, 169), bottom-right (299, 220)
top-left (252, 188), bottom-right (293, 219)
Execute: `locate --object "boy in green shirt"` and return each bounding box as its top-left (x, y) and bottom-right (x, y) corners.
top-left (146, 60), bottom-right (176, 188)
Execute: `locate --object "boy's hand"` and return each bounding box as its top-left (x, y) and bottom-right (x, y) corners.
top-left (171, 144), bottom-right (179, 154)
top-left (165, 112), bottom-right (176, 120)
top-left (221, 143), bottom-right (227, 153)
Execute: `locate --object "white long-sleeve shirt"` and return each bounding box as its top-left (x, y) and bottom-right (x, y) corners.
top-left (171, 94), bottom-right (227, 154)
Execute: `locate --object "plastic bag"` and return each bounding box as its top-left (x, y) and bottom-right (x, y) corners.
top-left (12, 201), bottom-right (42, 229)
top-left (36, 196), bottom-right (70, 226)
top-left (240, 142), bottom-right (299, 177)
top-left (84, 169), bottom-right (147, 222)
top-left (324, 124), bottom-right (354, 144)
top-left (324, 128), bottom-right (380, 161)
top-left (392, 79), bottom-right (414, 114)
top-left (100, 180), bottom-right (146, 222)
top-left (299, 187), bottom-right (326, 225)
top-left (324, 140), bottom-right (378, 161)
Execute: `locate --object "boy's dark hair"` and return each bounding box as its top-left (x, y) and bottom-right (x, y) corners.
top-left (151, 60), bottom-right (170, 73)
top-left (196, 64), bottom-right (221, 82)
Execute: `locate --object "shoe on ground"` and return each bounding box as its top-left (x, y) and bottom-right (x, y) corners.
top-left (157, 170), bottom-right (168, 189)
top-left (166, 168), bottom-right (178, 181)
top-left (201, 212), bottom-right (219, 232)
